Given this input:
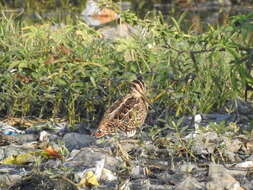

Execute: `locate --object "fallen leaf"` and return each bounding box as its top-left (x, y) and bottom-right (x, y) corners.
top-left (42, 146), bottom-right (63, 159)
top-left (78, 171), bottom-right (99, 187)
top-left (0, 152), bottom-right (36, 165)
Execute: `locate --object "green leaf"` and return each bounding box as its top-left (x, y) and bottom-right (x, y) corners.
top-left (55, 78), bottom-right (67, 86)
top-left (90, 76), bottom-right (97, 88)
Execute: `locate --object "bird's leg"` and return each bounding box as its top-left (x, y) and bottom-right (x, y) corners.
top-left (112, 137), bottom-right (133, 163)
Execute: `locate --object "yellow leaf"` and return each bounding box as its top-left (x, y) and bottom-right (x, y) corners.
top-left (0, 155), bottom-right (17, 164)
top-left (86, 171), bottom-right (99, 186)
top-left (0, 152), bottom-right (36, 165)
top-left (78, 171), bottom-right (99, 187)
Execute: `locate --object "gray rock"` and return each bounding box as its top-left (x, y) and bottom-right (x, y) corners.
top-left (179, 162), bottom-right (197, 173)
top-left (222, 137), bottom-right (242, 153)
top-left (17, 134), bottom-right (38, 143)
top-left (0, 165), bottom-right (31, 188)
top-left (98, 23), bottom-right (139, 40)
top-left (158, 172), bottom-right (174, 184)
top-left (0, 174), bottom-right (23, 187)
top-left (63, 133), bottom-right (96, 151)
top-left (191, 132), bottom-right (219, 155)
top-left (241, 180), bottom-right (253, 190)
top-left (236, 99), bottom-right (253, 115)
top-left (175, 176), bottom-right (204, 190)
top-left (206, 164), bottom-right (242, 190)
top-left (222, 137), bottom-right (242, 162)
top-left (41, 159), bottom-right (63, 169)
top-left (246, 153), bottom-right (253, 161)
top-left (8, 173), bottom-right (76, 190)
top-left (130, 178), bottom-right (174, 190)
top-left (131, 165), bottom-right (142, 177)
top-left (96, 181), bottom-right (118, 190)
top-left (64, 147), bottom-right (121, 171)
top-left (161, 172), bottom-right (185, 186)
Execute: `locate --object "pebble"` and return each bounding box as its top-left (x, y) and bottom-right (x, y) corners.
top-left (206, 164), bottom-right (243, 190)
top-left (63, 132), bottom-right (96, 151)
top-left (175, 176), bottom-right (204, 190)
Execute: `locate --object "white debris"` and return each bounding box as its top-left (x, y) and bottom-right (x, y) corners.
top-left (95, 158), bottom-right (105, 180)
top-left (235, 161), bottom-right (253, 168)
top-left (0, 122), bottom-right (25, 135)
top-left (39, 131), bottom-right (50, 142)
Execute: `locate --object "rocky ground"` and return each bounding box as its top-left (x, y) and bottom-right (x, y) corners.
top-left (0, 99), bottom-right (253, 190)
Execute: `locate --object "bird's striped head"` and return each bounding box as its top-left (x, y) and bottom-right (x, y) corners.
top-left (130, 79), bottom-right (146, 96)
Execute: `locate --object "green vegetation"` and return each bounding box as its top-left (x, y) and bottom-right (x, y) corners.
top-left (0, 0), bottom-right (87, 11)
top-left (0, 11), bottom-right (252, 127)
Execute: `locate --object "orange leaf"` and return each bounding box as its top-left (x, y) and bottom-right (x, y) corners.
top-left (43, 146), bottom-right (63, 159)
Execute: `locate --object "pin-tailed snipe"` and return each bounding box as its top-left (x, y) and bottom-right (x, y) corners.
top-left (95, 79), bottom-right (149, 138)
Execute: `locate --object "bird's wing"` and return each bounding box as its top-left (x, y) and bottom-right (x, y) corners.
top-left (103, 94), bottom-right (132, 119)
top-left (113, 96), bottom-right (146, 131)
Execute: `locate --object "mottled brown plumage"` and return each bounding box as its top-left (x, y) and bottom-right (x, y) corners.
top-left (95, 79), bottom-right (149, 138)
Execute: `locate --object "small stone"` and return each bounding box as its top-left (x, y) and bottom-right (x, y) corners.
top-left (0, 174), bottom-right (23, 187)
top-left (64, 147), bottom-right (121, 171)
top-left (0, 165), bottom-right (30, 188)
top-left (191, 132), bottom-right (219, 154)
top-left (101, 168), bottom-right (117, 181)
top-left (17, 134), bottom-right (38, 143)
top-left (98, 23), bottom-right (139, 40)
top-left (175, 176), bottom-right (204, 190)
top-left (235, 161), bottom-right (253, 168)
top-left (63, 133), bottom-right (96, 151)
top-left (179, 162), bottom-right (197, 173)
top-left (8, 173), bottom-right (76, 190)
top-left (206, 164), bottom-right (242, 190)
top-left (130, 165), bottom-right (143, 178)
top-left (221, 137), bottom-right (242, 162)
top-left (222, 137), bottom-right (242, 152)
